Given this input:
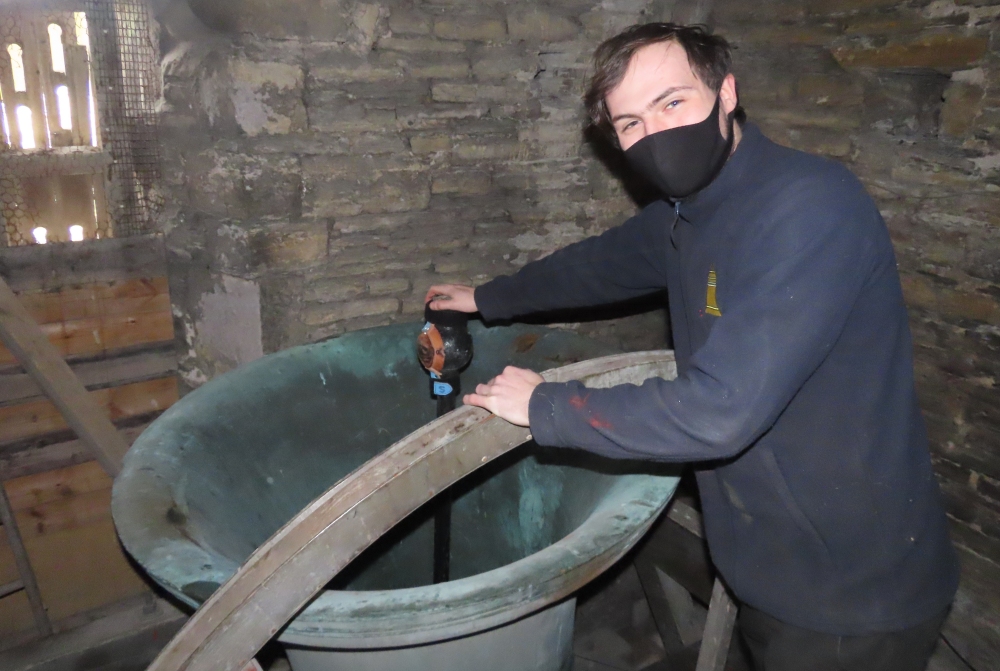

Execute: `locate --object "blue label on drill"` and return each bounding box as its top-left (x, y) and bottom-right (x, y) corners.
top-left (433, 381), bottom-right (453, 396)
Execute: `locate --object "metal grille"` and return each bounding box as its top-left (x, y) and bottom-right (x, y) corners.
top-left (0, 0), bottom-right (160, 246)
top-left (86, 0), bottom-right (161, 238)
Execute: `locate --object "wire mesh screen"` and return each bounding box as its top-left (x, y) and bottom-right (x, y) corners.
top-left (0, 0), bottom-right (160, 246)
top-left (87, 0), bottom-right (161, 238)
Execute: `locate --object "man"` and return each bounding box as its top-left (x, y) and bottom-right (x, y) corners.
top-left (426, 23), bottom-right (958, 671)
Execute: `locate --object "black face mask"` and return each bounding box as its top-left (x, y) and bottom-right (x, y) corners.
top-left (624, 96), bottom-right (735, 201)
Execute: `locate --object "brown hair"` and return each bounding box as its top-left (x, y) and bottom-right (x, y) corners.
top-left (585, 23), bottom-right (742, 142)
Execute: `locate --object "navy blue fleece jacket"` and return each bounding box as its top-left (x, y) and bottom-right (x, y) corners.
top-left (474, 123), bottom-right (958, 635)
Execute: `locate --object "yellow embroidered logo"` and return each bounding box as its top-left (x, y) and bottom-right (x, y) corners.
top-left (706, 268), bottom-right (721, 316)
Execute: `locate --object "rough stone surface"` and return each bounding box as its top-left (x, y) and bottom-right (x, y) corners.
top-left (157, 5), bottom-right (1000, 659)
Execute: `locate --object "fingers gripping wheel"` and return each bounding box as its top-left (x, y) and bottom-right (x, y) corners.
top-left (418, 304), bottom-right (473, 380)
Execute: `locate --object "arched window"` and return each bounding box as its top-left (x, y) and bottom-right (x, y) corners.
top-left (32, 227), bottom-right (48, 244)
top-left (15, 104), bottom-right (35, 149)
top-left (55, 85), bottom-right (72, 130)
top-left (69, 225), bottom-right (84, 241)
top-left (48, 24), bottom-right (66, 73)
top-left (7, 44), bottom-right (26, 92)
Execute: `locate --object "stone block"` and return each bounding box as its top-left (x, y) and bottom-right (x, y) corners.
top-left (303, 278), bottom-right (367, 303)
top-left (843, 14), bottom-right (940, 38)
top-left (832, 32), bottom-right (989, 71)
top-left (250, 222), bottom-right (329, 269)
top-left (942, 82), bottom-right (986, 137)
top-left (727, 23), bottom-right (839, 48)
top-left (310, 63), bottom-right (404, 83)
top-left (410, 135), bottom-right (453, 154)
top-left (434, 17), bottom-right (506, 41)
top-left (351, 133), bottom-right (410, 155)
top-left (367, 277), bottom-right (412, 295)
top-left (308, 172), bottom-right (429, 218)
top-left (507, 8), bottom-right (580, 42)
top-left (397, 104), bottom-right (489, 129)
top-left (189, 0), bottom-right (349, 40)
top-left (431, 82), bottom-right (525, 103)
top-left (901, 274), bottom-right (1000, 325)
top-left (302, 297), bottom-right (400, 326)
top-left (471, 44), bottom-right (539, 80)
top-left (333, 213), bottom-right (410, 234)
top-left (229, 59), bottom-right (306, 137)
top-left (359, 173), bottom-right (431, 214)
top-left (806, 0), bottom-right (907, 15)
top-left (339, 78), bottom-right (431, 103)
top-left (185, 150), bottom-right (244, 218)
top-left (377, 37), bottom-right (466, 53)
top-left (388, 9), bottom-right (432, 35)
top-left (302, 153), bottom-right (417, 179)
top-left (406, 61), bottom-right (471, 79)
top-left (454, 140), bottom-right (527, 161)
top-left (795, 74), bottom-right (865, 107)
top-left (755, 107), bottom-right (861, 131)
top-left (431, 171), bottom-right (492, 195)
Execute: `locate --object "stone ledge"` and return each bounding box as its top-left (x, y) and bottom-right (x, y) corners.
top-left (832, 32), bottom-right (989, 71)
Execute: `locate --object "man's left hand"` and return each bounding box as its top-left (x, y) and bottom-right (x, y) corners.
top-left (464, 366), bottom-right (544, 427)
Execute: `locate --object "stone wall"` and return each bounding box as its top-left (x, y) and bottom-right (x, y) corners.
top-left (153, 0), bottom-right (999, 663)
top-left (705, 1), bottom-right (1000, 664)
top-left (155, 0), bottom-right (676, 389)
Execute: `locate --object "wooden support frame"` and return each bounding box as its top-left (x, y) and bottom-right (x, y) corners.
top-left (635, 498), bottom-right (739, 671)
top-left (0, 274), bottom-right (128, 477)
top-left (0, 479), bottom-right (52, 637)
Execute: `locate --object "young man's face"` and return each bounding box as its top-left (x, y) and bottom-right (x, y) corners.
top-left (605, 40), bottom-right (739, 151)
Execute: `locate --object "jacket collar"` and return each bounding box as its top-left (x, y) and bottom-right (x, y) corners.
top-left (676, 121), bottom-right (762, 223)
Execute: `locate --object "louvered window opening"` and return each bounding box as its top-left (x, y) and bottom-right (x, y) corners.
top-left (0, 0), bottom-right (160, 246)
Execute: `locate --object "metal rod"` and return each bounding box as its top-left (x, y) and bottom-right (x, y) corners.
top-left (433, 379), bottom-right (458, 584)
top-left (0, 483), bottom-right (52, 636)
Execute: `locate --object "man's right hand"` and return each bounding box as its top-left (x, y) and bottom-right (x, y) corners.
top-left (425, 284), bottom-right (478, 313)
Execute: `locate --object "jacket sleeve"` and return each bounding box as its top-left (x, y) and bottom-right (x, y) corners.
top-left (528, 169), bottom-right (884, 462)
top-left (474, 201), bottom-right (674, 321)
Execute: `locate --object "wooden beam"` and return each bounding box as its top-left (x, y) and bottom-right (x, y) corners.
top-left (694, 579), bottom-right (738, 671)
top-left (667, 499), bottom-right (704, 539)
top-left (0, 482), bottom-right (51, 637)
top-left (0, 275), bottom-right (128, 477)
top-left (0, 347), bottom-right (177, 406)
top-left (147, 351), bottom-right (677, 671)
top-left (0, 310), bottom-right (175, 367)
top-left (0, 376), bottom-right (177, 446)
top-left (0, 423), bottom-right (151, 482)
top-left (0, 579), bottom-right (24, 599)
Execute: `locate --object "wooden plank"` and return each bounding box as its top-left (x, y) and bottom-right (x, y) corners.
top-left (0, 347), bottom-right (176, 406)
top-left (147, 351), bottom-right (677, 671)
top-left (0, 309), bottom-right (175, 366)
top-left (5, 460), bottom-right (110, 513)
top-left (694, 579), bottom-right (737, 671)
top-left (668, 499), bottom-right (704, 539)
top-left (0, 482), bottom-right (51, 636)
top-left (0, 376), bottom-right (178, 446)
top-left (0, 276), bottom-right (132, 475)
top-left (0, 235), bottom-right (167, 293)
top-left (0, 579), bottom-right (23, 599)
top-left (0, 423), bottom-right (151, 482)
top-left (14, 485), bottom-right (111, 540)
top-left (5, 517), bottom-right (150, 625)
top-left (12, 277), bottom-right (170, 325)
